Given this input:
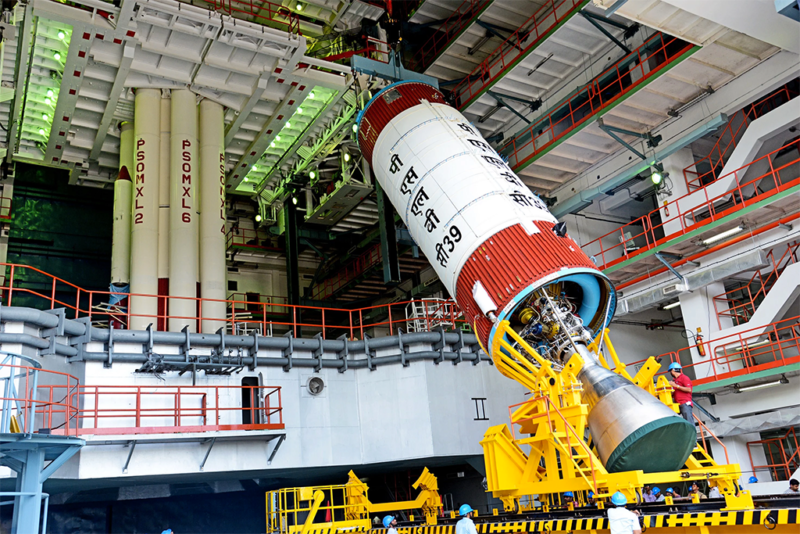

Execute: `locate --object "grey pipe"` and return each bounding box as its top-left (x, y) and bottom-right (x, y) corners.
top-left (78, 350), bottom-right (491, 368)
top-left (0, 307), bottom-right (86, 337)
top-left (0, 334), bottom-right (78, 357)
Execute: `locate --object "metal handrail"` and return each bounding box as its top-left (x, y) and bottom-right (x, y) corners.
top-left (747, 427), bottom-right (799, 481)
top-left (582, 138), bottom-right (800, 270)
top-left (498, 32), bottom-right (694, 171)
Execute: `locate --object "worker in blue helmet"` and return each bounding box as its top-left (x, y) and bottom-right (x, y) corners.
top-left (607, 491), bottom-right (641, 534)
top-left (563, 491), bottom-right (574, 506)
top-left (652, 487), bottom-right (664, 502)
top-left (382, 515), bottom-right (397, 534)
top-left (587, 491), bottom-right (596, 505)
top-left (668, 362), bottom-right (694, 425)
top-left (456, 504), bottom-right (477, 534)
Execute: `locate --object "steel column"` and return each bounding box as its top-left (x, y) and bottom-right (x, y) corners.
top-left (10, 449), bottom-right (44, 534)
top-left (376, 182), bottom-right (400, 285)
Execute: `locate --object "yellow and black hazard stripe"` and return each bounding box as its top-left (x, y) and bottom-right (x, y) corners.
top-left (390, 508), bottom-right (797, 533)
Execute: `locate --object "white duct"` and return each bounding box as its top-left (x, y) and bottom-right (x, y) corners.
top-left (130, 89), bottom-right (161, 330)
top-left (158, 95), bottom-right (170, 283)
top-left (111, 121), bottom-right (133, 285)
top-left (199, 99), bottom-right (227, 333)
top-left (169, 89), bottom-right (199, 332)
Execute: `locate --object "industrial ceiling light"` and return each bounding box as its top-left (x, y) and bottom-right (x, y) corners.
top-left (46, 89), bottom-right (54, 97)
top-left (275, 135), bottom-right (281, 141)
top-left (255, 214), bottom-right (262, 222)
top-left (292, 196), bottom-right (298, 205)
top-left (243, 177), bottom-right (249, 182)
top-left (38, 128), bottom-right (45, 135)
top-left (309, 170), bottom-right (316, 179)
top-left (734, 375), bottom-right (789, 393)
top-left (352, 123), bottom-right (358, 132)
top-left (42, 113), bottom-right (49, 121)
top-left (650, 169), bottom-right (663, 185)
top-left (662, 301), bottom-right (680, 310)
top-left (702, 226), bottom-right (743, 246)
top-left (53, 52), bottom-right (61, 61)
top-left (270, 142), bottom-right (275, 148)
top-left (343, 152), bottom-right (351, 162)
top-left (57, 30), bottom-right (66, 39)
top-left (309, 91), bottom-right (315, 99)
top-left (297, 107), bottom-right (303, 114)
top-left (296, 2), bottom-right (303, 10)
top-left (44, 98), bottom-right (51, 105)
top-left (286, 122), bottom-right (292, 128)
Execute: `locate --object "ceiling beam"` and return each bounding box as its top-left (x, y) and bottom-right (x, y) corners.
top-left (90, 42), bottom-right (136, 160)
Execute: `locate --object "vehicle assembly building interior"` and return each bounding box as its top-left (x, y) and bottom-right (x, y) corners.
top-left (0, 0), bottom-right (799, 532)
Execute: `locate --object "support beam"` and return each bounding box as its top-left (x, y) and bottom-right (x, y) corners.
top-left (376, 182), bottom-right (400, 285)
top-left (90, 42), bottom-right (136, 160)
top-left (579, 11), bottom-right (630, 53)
top-left (284, 202), bottom-right (300, 307)
top-left (655, 252), bottom-right (683, 281)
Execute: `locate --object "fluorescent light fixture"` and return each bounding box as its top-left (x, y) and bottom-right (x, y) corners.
top-left (663, 301), bottom-right (680, 310)
top-left (735, 376), bottom-right (789, 393)
top-left (702, 226), bottom-right (743, 245)
top-left (651, 170), bottom-right (662, 185)
top-left (255, 214), bottom-right (262, 222)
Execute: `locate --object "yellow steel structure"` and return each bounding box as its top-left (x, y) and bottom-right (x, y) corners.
top-left (266, 468), bottom-right (443, 534)
top-left (479, 321), bottom-right (753, 512)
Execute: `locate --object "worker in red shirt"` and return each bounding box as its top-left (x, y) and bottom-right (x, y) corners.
top-left (668, 362), bottom-right (694, 423)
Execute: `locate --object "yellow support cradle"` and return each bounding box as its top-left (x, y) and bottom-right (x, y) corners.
top-left (478, 320), bottom-right (752, 512)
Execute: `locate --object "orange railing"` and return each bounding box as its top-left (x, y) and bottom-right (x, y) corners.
top-left (713, 241), bottom-right (799, 328)
top-left (684, 84), bottom-right (797, 191)
top-left (497, 32), bottom-right (694, 171)
top-left (227, 227), bottom-right (279, 250)
top-left (50, 384), bottom-right (283, 436)
top-left (748, 427), bottom-right (799, 482)
top-left (0, 262), bottom-right (466, 337)
top-left (695, 413), bottom-right (730, 465)
top-left (582, 138), bottom-right (800, 271)
top-left (643, 315), bottom-right (800, 386)
top-left (208, 0), bottom-right (300, 34)
top-left (408, 0), bottom-right (490, 73)
top-left (319, 37), bottom-right (390, 64)
top-left (453, 0), bottom-right (589, 110)
top-left (311, 243), bottom-right (382, 301)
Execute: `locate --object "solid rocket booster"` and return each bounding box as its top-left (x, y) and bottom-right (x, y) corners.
top-left (358, 82), bottom-right (696, 475)
top-left (357, 81), bottom-right (614, 352)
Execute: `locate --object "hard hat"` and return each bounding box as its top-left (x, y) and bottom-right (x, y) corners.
top-left (382, 516), bottom-right (395, 528)
top-left (748, 476), bottom-right (758, 483)
top-left (668, 362), bottom-right (682, 371)
top-left (458, 504), bottom-right (474, 516)
top-left (161, 531), bottom-right (173, 534)
top-left (588, 491), bottom-right (594, 498)
top-left (563, 491), bottom-right (574, 498)
top-left (666, 488), bottom-right (673, 493)
top-left (610, 492), bottom-right (627, 506)
top-left (652, 487), bottom-right (661, 494)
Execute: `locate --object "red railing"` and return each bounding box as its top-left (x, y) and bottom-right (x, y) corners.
top-left (408, 0), bottom-right (490, 73)
top-left (645, 315), bottom-right (800, 386)
top-left (0, 361), bottom-right (80, 435)
top-left (320, 37), bottom-right (390, 64)
top-left (227, 227), bottom-right (279, 250)
top-left (0, 262), bottom-right (466, 337)
top-left (208, 0), bottom-right (300, 34)
top-left (748, 427), bottom-right (799, 482)
top-left (499, 32), bottom-right (694, 171)
top-left (311, 243), bottom-right (382, 301)
top-left (713, 241), bottom-right (799, 328)
top-left (684, 84), bottom-right (797, 191)
top-left (49, 384), bottom-right (283, 436)
top-left (453, 0), bottom-right (589, 110)
top-left (582, 138), bottom-right (800, 271)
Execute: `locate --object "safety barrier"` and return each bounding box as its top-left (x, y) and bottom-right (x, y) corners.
top-left (0, 262), bottom-right (466, 338)
top-left (207, 0), bottom-right (300, 34)
top-left (498, 32), bottom-right (694, 172)
top-left (694, 413), bottom-right (730, 465)
top-left (227, 227), bottom-right (279, 251)
top-left (582, 138), bottom-right (800, 271)
top-left (647, 315), bottom-right (800, 386)
top-left (453, 0), bottom-right (589, 110)
top-left (55, 384), bottom-right (283, 436)
top-left (713, 241), bottom-right (799, 328)
top-left (684, 83), bottom-right (797, 191)
top-left (747, 427), bottom-right (799, 482)
top-left (408, 0), bottom-right (490, 73)
top-left (311, 243), bottom-right (382, 301)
